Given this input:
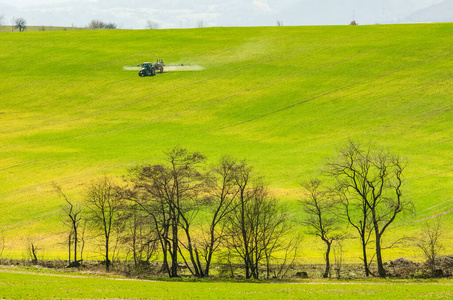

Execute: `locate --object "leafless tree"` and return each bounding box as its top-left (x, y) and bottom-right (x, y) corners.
top-left (27, 239), bottom-right (40, 263)
top-left (269, 235), bottom-right (301, 279)
top-left (146, 20), bottom-right (160, 29)
top-left (55, 185), bottom-right (84, 266)
top-left (127, 147), bottom-right (207, 277)
top-left (417, 218), bottom-right (444, 277)
top-left (332, 237), bottom-right (345, 279)
top-left (120, 202), bottom-right (159, 268)
top-left (85, 176), bottom-right (124, 271)
top-left (338, 180), bottom-right (374, 277)
top-left (88, 20), bottom-right (117, 29)
top-left (126, 175), bottom-right (172, 276)
top-left (194, 156), bottom-right (240, 277)
top-left (0, 15), bottom-right (5, 27)
top-left (197, 19), bottom-right (205, 28)
top-left (14, 17), bottom-right (26, 32)
top-left (301, 179), bottom-right (343, 278)
top-left (327, 141), bottom-right (409, 277)
top-left (276, 20), bottom-right (283, 26)
top-left (224, 163), bottom-right (290, 279)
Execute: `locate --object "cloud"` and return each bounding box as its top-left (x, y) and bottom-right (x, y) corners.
top-left (253, 0), bottom-right (271, 12)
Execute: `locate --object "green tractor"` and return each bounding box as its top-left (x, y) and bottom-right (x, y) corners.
top-left (138, 60), bottom-right (164, 77)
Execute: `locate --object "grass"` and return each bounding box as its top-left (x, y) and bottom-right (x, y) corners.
top-left (0, 266), bottom-right (453, 299)
top-left (0, 24), bottom-right (452, 258)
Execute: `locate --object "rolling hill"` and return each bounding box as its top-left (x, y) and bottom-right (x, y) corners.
top-left (0, 24), bottom-right (452, 260)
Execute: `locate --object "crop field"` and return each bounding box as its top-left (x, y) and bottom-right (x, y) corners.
top-left (0, 267), bottom-right (453, 299)
top-left (0, 23), bottom-right (452, 261)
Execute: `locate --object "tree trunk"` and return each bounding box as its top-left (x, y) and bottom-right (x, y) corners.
top-left (374, 226), bottom-right (386, 278)
top-left (184, 225), bottom-right (201, 277)
top-left (361, 234), bottom-right (370, 277)
top-left (68, 234), bottom-right (72, 263)
top-left (323, 241), bottom-right (331, 278)
top-left (74, 226), bottom-right (78, 263)
top-left (204, 245), bottom-right (214, 277)
top-left (171, 220), bottom-right (178, 277)
top-left (105, 238), bottom-right (110, 272)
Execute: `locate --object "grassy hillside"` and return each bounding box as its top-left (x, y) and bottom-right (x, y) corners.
top-left (0, 24), bottom-right (452, 260)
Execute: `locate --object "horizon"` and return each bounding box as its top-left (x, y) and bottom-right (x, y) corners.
top-left (0, 0), bottom-right (452, 29)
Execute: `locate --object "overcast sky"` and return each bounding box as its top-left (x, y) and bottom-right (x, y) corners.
top-left (0, 0), bottom-right (451, 29)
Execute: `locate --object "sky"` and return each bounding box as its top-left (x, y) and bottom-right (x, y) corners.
top-left (0, 0), bottom-right (451, 29)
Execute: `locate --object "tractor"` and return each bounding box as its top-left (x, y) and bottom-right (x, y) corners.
top-left (138, 60), bottom-right (164, 77)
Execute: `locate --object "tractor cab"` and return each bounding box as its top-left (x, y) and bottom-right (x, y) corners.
top-left (139, 62), bottom-right (155, 77)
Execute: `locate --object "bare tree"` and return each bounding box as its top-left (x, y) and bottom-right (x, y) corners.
top-left (120, 202), bottom-right (159, 268)
top-left (327, 141), bottom-right (409, 277)
top-left (194, 156), bottom-right (240, 277)
top-left (27, 239), bottom-right (40, 264)
top-left (224, 163), bottom-right (290, 279)
top-left (103, 22), bottom-right (117, 29)
top-left (127, 147), bottom-right (207, 278)
top-left (301, 179), bottom-right (343, 278)
top-left (0, 15), bottom-right (5, 27)
top-left (88, 20), bottom-right (117, 29)
top-left (126, 172), bottom-right (172, 276)
top-left (55, 185), bottom-right (84, 267)
top-left (14, 17), bottom-right (26, 32)
top-left (338, 180), bottom-right (374, 277)
top-left (85, 176), bottom-right (124, 271)
top-left (417, 218), bottom-right (444, 277)
top-left (332, 237), bottom-right (345, 279)
top-left (197, 19), bottom-right (205, 28)
top-left (276, 20), bottom-right (283, 26)
top-left (146, 20), bottom-right (160, 29)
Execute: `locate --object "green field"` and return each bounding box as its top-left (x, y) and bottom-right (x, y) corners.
top-left (0, 24), bottom-right (452, 260)
top-left (0, 267), bottom-right (452, 299)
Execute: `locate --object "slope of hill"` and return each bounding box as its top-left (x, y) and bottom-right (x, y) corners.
top-left (0, 24), bottom-right (452, 259)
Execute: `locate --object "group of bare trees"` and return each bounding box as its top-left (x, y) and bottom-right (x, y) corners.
top-left (52, 141), bottom-right (438, 279)
top-left (87, 20), bottom-right (117, 29)
top-left (56, 147), bottom-right (295, 279)
top-left (300, 141), bottom-right (411, 278)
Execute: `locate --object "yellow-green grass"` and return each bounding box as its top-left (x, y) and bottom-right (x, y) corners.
top-left (1, 267), bottom-right (453, 299)
top-left (0, 24), bottom-right (452, 260)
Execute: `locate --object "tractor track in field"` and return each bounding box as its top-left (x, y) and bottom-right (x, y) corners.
top-left (391, 199), bottom-right (453, 229)
top-left (209, 49), bottom-right (453, 133)
top-left (0, 209), bottom-right (61, 233)
top-left (0, 159), bottom-right (145, 200)
top-left (0, 159), bottom-right (45, 172)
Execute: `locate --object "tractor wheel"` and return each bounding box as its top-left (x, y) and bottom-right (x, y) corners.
top-left (151, 68), bottom-right (156, 76)
top-left (139, 70), bottom-right (144, 77)
top-left (159, 67), bottom-right (163, 73)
